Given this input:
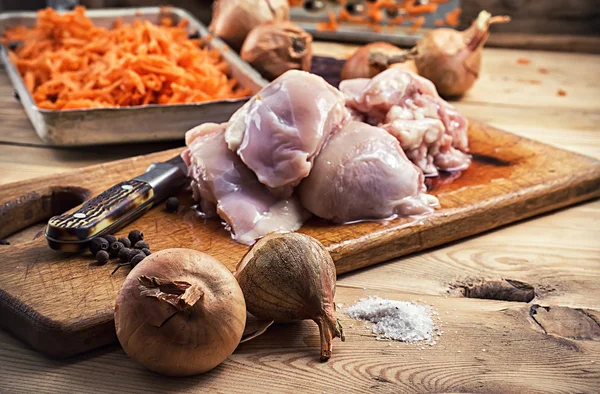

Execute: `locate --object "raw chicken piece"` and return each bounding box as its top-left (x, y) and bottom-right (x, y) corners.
top-left (340, 68), bottom-right (470, 176)
top-left (299, 121), bottom-right (439, 223)
top-left (225, 70), bottom-right (350, 198)
top-left (182, 123), bottom-right (310, 245)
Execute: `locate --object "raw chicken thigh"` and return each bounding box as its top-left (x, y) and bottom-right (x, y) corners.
top-left (299, 121), bottom-right (439, 223)
top-left (182, 123), bottom-right (310, 245)
top-left (225, 70), bottom-right (350, 198)
top-left (340, 68), bottom-right (470, 176)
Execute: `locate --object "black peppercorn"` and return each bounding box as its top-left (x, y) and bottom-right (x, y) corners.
top-left (128, 230), bottom-right (144, 245)
top-left (130, 254), bottom-right (145, 267)
top-left (104, 235), bottom-right (117, 244)
top-left (109, 241), bottom-right (124, 258)
top-left (166, 197), bottom-right (179, 213)
top-left (128, 248), bottom-right (144, 262)
top-left (118, 247), bottom-right (131, 263)
top-left (134, 240), bottom-right (150, 250)
top-left (118, 237), bottom-right (131, 248)
top-left (96, 250), bottom-right (110, 265)
top-left (141, 248), bottom-right (151, 256)
top-left (89, 237), bottom-right (109, 255)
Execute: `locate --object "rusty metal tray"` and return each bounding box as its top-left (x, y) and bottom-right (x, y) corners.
top-left (0, 7), bottom-right (268, 146)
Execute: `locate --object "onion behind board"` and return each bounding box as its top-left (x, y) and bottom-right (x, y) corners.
top-left (114, 248), bottom-right (246, 376)
top-left (241, 21), bottom-right (313, 81)
top-left (209, 0), bottom-right (290, 51)
top-left (341, 42), bottom-right (417, 80)
top-left (414, 10), bottom-right (510, 97)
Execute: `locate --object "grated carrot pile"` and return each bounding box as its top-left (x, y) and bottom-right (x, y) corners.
top-left (2, 6), bottom-right (250, 110)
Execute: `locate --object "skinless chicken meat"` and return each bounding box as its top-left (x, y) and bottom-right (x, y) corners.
top-left (299, 121), bottom-right (439, 223)
top-left (225, 70), bottom-right (351, 198)
top-left (182, 122), bottom-right (310, 245)
top-left (340, 68), bottom-right (470, 176)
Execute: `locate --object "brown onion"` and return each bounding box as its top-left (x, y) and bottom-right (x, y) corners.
top-left (341, 42), bottom-right (417, 80)
top-left (209, 0), bottom-right (290, 51)
top-left (241, 21), bottom-right (313, 81)
top-left (413, 10), bottom-right (510, 97)
top-left (235, 233), bottom-right (344, 361)
top-left (114, 248), bottom-right (246, 376)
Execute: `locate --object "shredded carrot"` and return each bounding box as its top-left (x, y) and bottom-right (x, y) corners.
top-left (406, 3), bottom-right (438, 15)
top-left (517, 58), bottom-right (531, 65)
top-left (410, 16), bottom-right (426, 33)
top-left (316, 11), bottom-right (339, 32)
top-left (557, 89), bottom-right (567, 97)
top-left (366, 2), bottom-right (385, 24)
top-left (445, 7), bottom-right (462, 27)
top-left (435, 18), bottom-right (445, 26)
top-left (338, 8), bottom-right (366, 24)
top-left (2, 6), bottom-right (250, 110)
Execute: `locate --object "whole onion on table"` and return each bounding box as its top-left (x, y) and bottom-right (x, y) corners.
top-left (209, 0), bottom-right (290, 51)
top-left (114, 248), bottom-right (247, 376)
top-left (413, 10), bottom-right (511, 97)
top-left (241, 21), bottom-right (313, 80)
top-left (235, 233), bottom-right (345, 361)
top-left (341, 42), bottom-right (418, 80)
top-left (341, 10), bottom-right (510, 97)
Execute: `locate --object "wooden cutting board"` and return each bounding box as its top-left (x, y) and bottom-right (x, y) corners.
top-left (0, 119), bottom-right (599, 359)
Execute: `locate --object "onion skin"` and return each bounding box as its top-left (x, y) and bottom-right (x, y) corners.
top-left (235, 233), bottom-right (344, 361)
top-left (114, 248), bottom-right (246, 376)
top-left (341, 42), bottom-right (417, 80)
top-left (209, 0), bottom-right (290, 51)
top-left (414, 10), bottom-right (510, 97)
top-left (241, 21), bottom-right (313, 81)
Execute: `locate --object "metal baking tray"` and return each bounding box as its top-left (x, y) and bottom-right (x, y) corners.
top-left (290, 0), bottom-right (461, 46)
top-left (0, 7), bottom-right (268, 146)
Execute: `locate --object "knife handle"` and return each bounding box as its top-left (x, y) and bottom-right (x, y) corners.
top-left (45, 157), bottom-right (187, 252)
top-left (45, 180), bottom-right (154, 251)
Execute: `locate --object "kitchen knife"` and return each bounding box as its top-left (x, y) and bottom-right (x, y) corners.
top-left (45, 155), bottom-right (189, 252)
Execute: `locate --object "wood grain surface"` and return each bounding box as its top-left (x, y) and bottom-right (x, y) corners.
top-left (0, 119), bottom-right (598, 358)
top-left (0, 43), bottom-right (599, 393)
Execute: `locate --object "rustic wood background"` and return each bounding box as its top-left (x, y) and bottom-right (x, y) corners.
top-left (0, 34), bottom-right (598, 394)
top-left (2, 0), bottom-right (599, 53)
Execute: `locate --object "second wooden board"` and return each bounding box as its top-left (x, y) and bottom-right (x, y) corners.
top-left (0, 120), bottom-right (599, 358)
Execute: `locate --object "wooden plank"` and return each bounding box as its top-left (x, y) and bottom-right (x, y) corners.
top-left (485, 33), bottom-right (600, 55)
top-left (0, 120), bottom-right (598, 358)
top-left (460, 0), bottom-right (600, 36)
top-left (340, 200), bottom-right (600, 310)
top-left (0, 287), bottom-right (598, 393)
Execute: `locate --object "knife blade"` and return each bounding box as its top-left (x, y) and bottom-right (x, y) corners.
top-left (45, 155), bottom-right (189, 252)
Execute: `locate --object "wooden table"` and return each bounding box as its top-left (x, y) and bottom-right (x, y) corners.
top-left (0, 44), bottom-right (599, 393)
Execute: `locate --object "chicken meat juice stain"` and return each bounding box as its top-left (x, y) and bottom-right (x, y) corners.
top-left (425, 154), bottom-right (514, 193)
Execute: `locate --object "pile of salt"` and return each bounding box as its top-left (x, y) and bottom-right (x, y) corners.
top-left (345, 296), bottom-right (435, 343)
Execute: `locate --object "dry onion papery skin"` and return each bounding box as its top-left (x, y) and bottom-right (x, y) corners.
top-left (114, 248), bottom-right (246, 376)
top-left (209, 0), bottom-right (290, 51)
top-left (241, 21), bottom-right (313, 81)
top-left (341, 42), bottom-right (417, 80)
top-left (414, 10), bottom-right (510, 97)
top-left (235, 233), bottom-right (344, 361)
